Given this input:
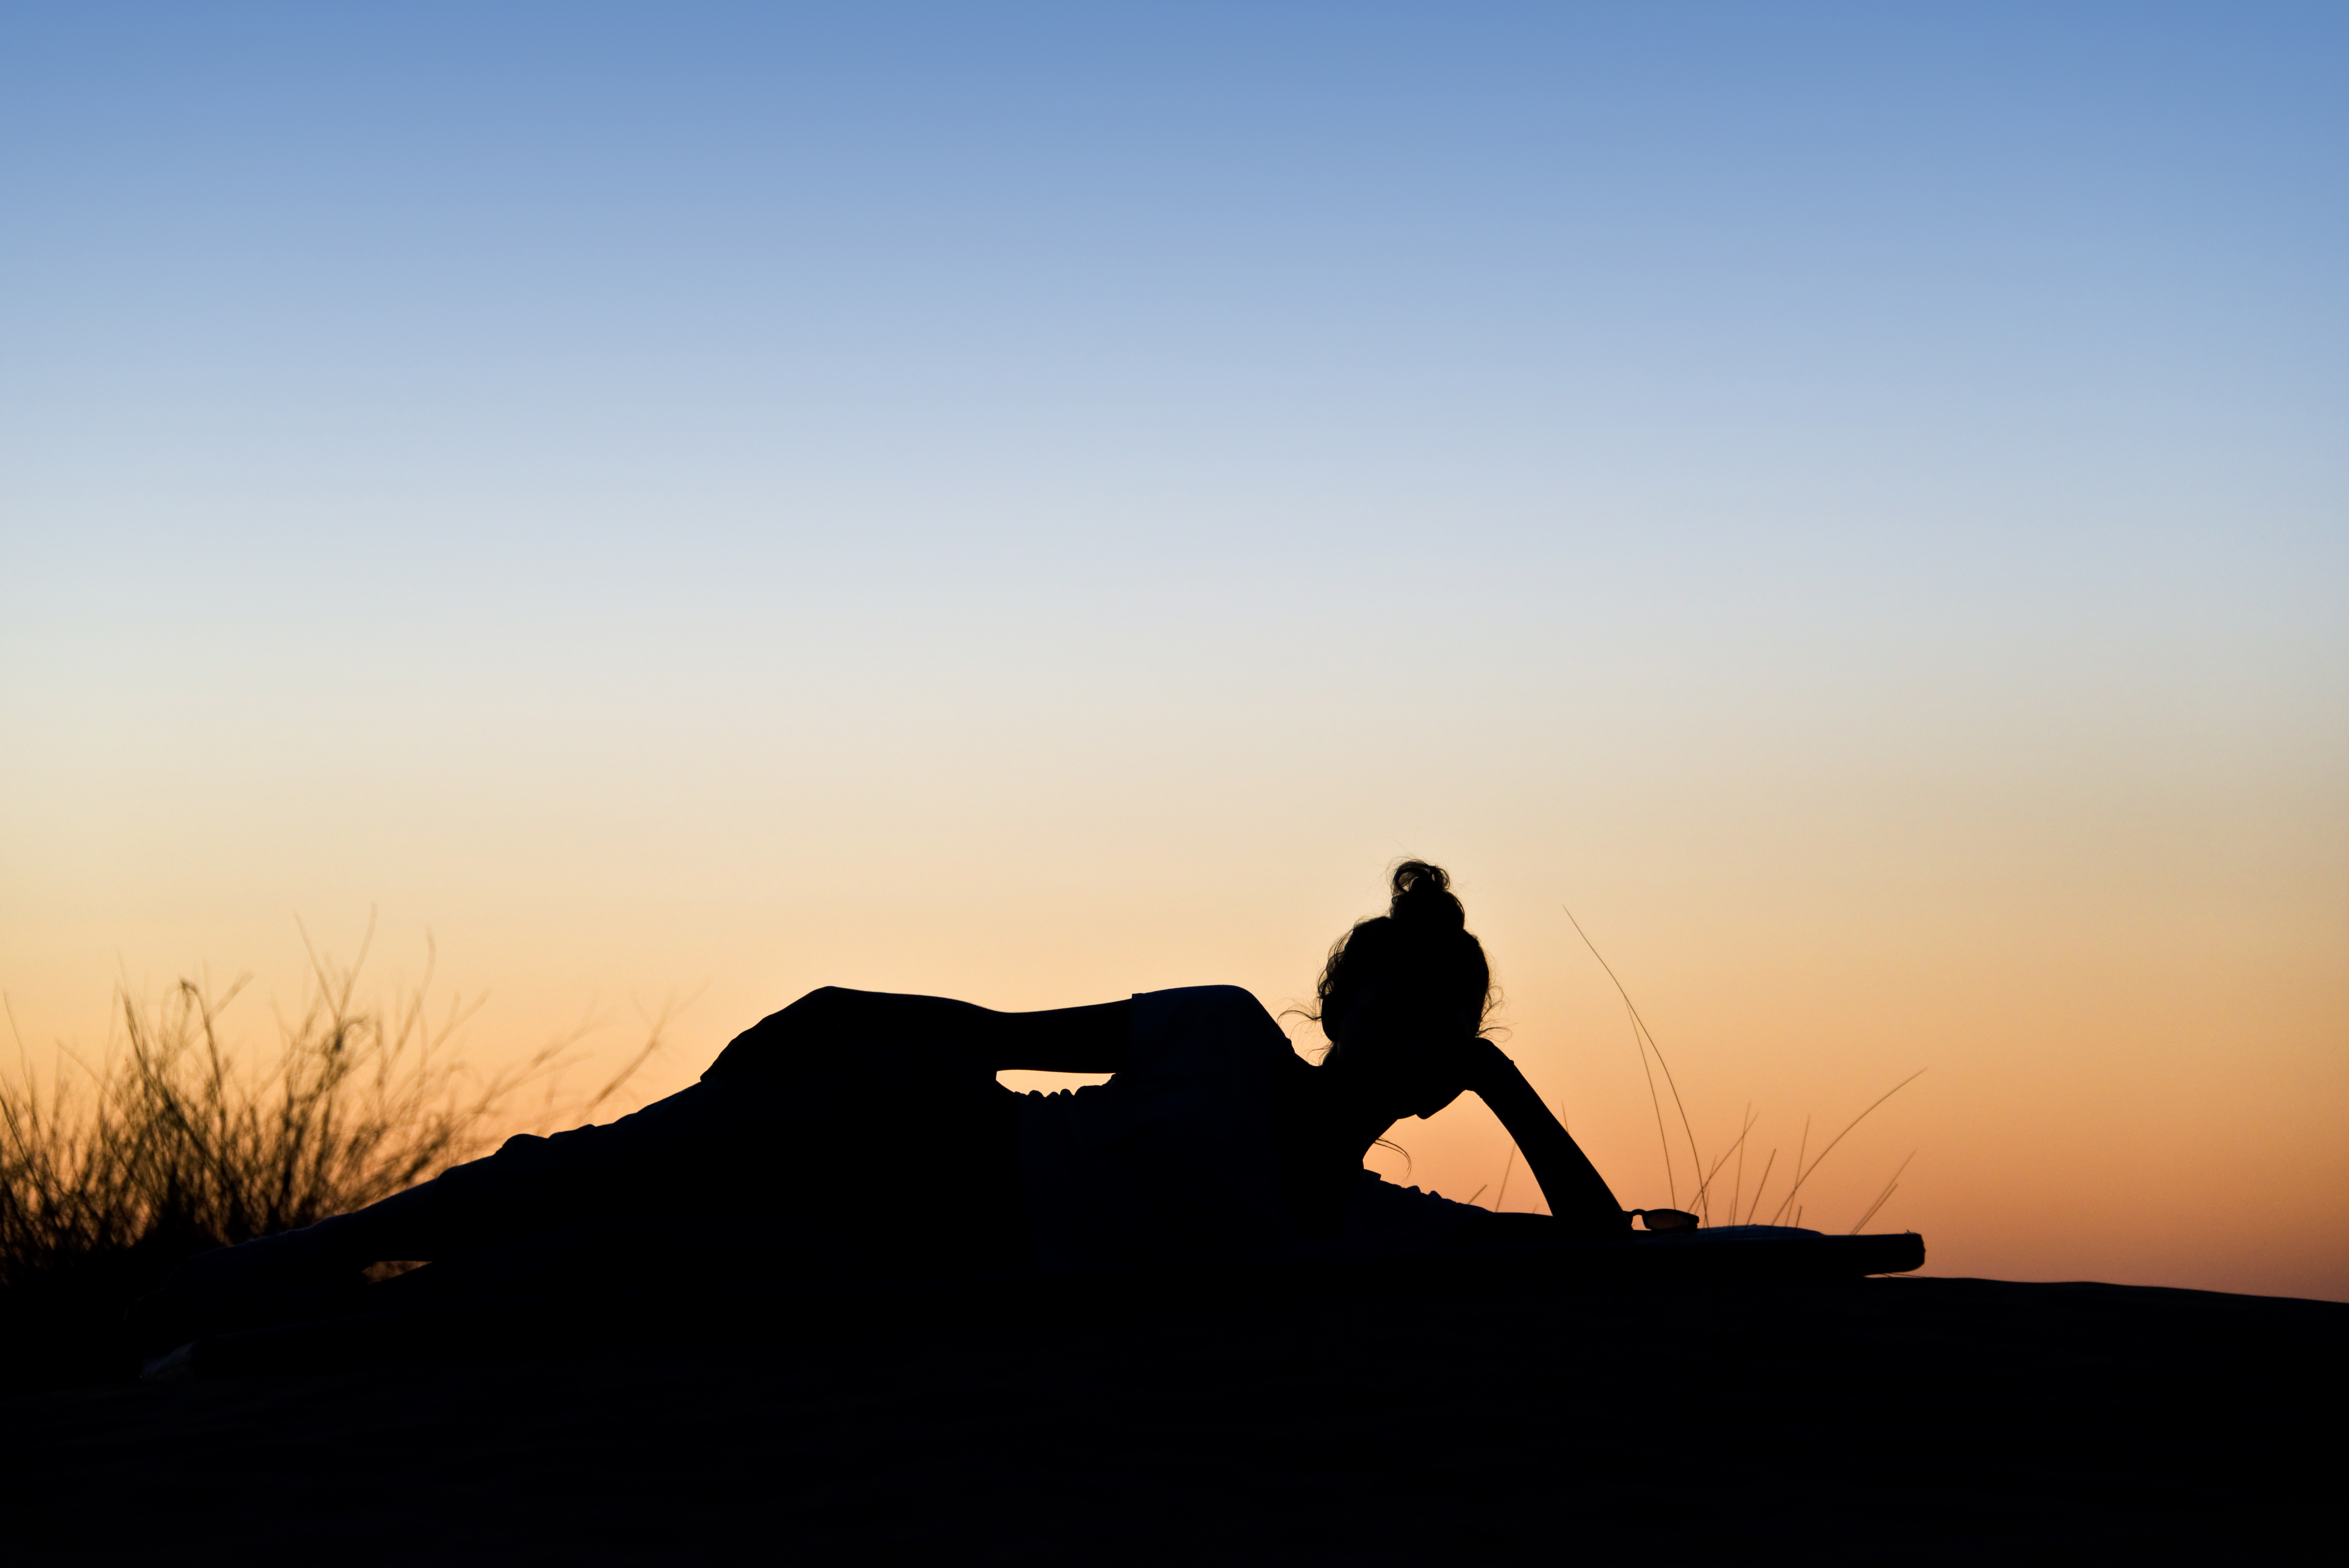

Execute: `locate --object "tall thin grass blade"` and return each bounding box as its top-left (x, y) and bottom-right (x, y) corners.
top-left (1770, 1117), bottom-right (1811, 1227)
top-left (1730, 1101), bottom-right (1750, 1235)
top-left (1742, 1147), bottom-right (1775, 1226)
top-left (1566, 905), bottom-right (1703, 1211)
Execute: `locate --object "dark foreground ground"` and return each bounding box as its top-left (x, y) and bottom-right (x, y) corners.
top-left (4, 1265), bottom-right (2342, 1564)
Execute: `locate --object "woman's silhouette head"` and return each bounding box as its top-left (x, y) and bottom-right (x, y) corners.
top-left (1314, 861), bottom-right (1494, 1050)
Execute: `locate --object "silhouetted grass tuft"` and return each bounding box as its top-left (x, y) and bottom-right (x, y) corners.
top-left (0, 921), bottom-right (659, 1388)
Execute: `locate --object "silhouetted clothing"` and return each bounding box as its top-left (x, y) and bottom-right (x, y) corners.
top-left (420, 985), bottom-right (1475, 1290)
top-left (1015, 987), bottom-right (1476, 1269)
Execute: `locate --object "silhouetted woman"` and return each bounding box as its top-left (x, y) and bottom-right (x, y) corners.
top-left (153, 863), bottom-right (1630, 1328)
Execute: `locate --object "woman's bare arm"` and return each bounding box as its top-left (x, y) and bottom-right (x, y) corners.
top-left (987, 997), bottom-right (1132, 1073)
top-left (1464, 1041), bottom-right (1628, 1233)
top-left (705, 987), bottom-right (1132, 1077)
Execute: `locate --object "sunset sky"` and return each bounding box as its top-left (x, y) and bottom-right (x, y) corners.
top-left (4, 4), bottom-right (2343, 1299)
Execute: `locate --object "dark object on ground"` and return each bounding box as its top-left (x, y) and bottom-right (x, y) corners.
top-left (5, 1267), bottom-right (2339, 1565)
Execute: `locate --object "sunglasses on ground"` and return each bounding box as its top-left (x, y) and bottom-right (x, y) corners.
top-left (1629, 1208), bottom-right (1699, 1232)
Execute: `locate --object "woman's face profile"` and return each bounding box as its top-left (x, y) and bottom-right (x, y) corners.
top-left (1327, 983), bottom-right (1481, 1121)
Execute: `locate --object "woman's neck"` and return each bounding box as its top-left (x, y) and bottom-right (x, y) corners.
top-left (1270, 1053), bottom-right (1398, 1233)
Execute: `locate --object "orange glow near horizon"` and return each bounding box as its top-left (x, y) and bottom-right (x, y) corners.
top-left (9, 784), bottom-right (2342, 1303)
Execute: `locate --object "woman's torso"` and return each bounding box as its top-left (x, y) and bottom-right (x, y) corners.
top-left (1012, 986), bottom-right (1478, 1271)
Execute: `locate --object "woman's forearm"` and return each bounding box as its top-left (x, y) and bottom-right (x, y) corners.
top-left (989, 998), bottom-right (1132, 1073)
top-left (1469, 1046), bottom-right (1627, 1233)
top-left (706, 989), bottom-right (1133, 1078)
top-left (836, 990), bottom-right (1132, 1073)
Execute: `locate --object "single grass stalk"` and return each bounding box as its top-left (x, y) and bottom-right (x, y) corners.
top-left (1771, 1118), bottom-right (1811, 1227)
top-left (1493, 1145), bottom-right (1517, 1212)
top-left (1565, 906), bottom-right (1706, 1219)
top-left (1731, 1102), bottom-right (1750, 1232)
top-left (1742, 1147), bottom-right (1777, 1226)
top-left (1627, 1010), bottom-right (1709, 1222)
top-left (1625, 1000), bottom-right (1677, 1208)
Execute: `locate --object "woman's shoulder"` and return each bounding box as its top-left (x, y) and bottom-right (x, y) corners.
top-left (1128, 986), bottom-right (1295, 1071)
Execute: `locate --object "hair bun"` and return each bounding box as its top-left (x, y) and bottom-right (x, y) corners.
top-left (1388, 860), bottom-right (1466, 932)
top-left (1313, 858), bottom-right (1493, 1039)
